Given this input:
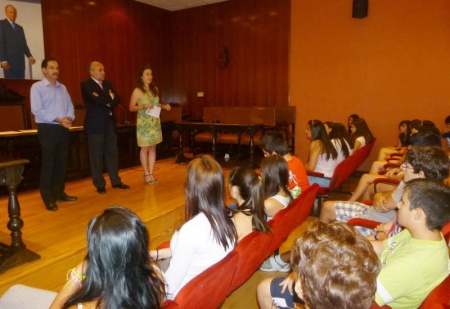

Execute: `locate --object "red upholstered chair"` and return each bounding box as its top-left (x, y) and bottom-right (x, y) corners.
top-left (307, 139), bottom-right (376, 216)
top-left (442, 221), bottom-right (450, 244)
top-left (347, 217), bottom-right (380, 229)
top-left (267, 184), bottom-right (319, 255)
top-left (228, 231), bottom-right (273, 294)
top-left (419, 275), bottom-right (450, 308)
top-left (162, 251), bottom-right (238, 309)
top-left (370, 275), bottom-right (450, 309)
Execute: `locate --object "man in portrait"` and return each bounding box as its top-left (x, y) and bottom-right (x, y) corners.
top-left (0, 4), bottom-right (35, 79)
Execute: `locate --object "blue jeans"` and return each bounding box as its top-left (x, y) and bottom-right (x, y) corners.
top-left (308, 175), bottom-right (331, 187)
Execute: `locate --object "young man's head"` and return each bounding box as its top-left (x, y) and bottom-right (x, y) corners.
top-left (259, 131), bottom-right (289, 156)
top-left (409, 130), bottom-right (442, 148)
top-left (291, 221), bottom-right (380, 309)
top-left (402, 146), bottom-right (449, 182)
top-left (398, 178), bottom-right (450, 231)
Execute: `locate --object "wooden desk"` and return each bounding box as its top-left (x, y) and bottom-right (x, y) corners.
top-left (0, 122), bottom-right (176, 196)
top-left (174, 122), bottom-right (262, 165)
top-left (0, 157), bottom-right (40, 274)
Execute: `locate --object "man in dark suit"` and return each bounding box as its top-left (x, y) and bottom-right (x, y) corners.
top-left (81, 61), bottom-right (129, 194)
top-left (0, 5), bottom-right (35, 79)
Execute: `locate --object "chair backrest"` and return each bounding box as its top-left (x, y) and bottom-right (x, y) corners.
top-left (371, 274), bottom-right (450, 309)
top-left (326, 154), bottom-right (357, 192)
top-left (347, 217), bottom-right (380, 229)
top-left (163, 251), bottom-right (238, 309)
top-left (268, 184), bottom-right (319, 254)
top-left (441, 221), bottom-right (450, 245)
top-left (229, 231), bottom-right (273, 294)
top-left (419, 275), bottom-right (450, 308)
top-left (329, 139), bottom-right (376, 191)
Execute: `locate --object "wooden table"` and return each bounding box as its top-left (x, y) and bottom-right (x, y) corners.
top-left (0, 157), bottom-right (40, 274)
top-left (174, 122), bottom-right (262, 166)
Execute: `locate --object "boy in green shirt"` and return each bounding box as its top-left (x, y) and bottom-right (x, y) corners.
top-left (373, 178), bottom-right (450, 308)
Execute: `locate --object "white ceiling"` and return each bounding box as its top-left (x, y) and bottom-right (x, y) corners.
top-left (135, 0), bottom-right (229, 12)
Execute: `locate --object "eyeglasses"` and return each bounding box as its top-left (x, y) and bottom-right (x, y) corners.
top-left (401, 162), bottom-right (414, 170)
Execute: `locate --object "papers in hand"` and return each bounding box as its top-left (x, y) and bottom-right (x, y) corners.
top-left (145, 106), bottom-right (161, 118)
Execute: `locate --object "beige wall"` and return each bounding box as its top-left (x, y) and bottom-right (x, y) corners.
top-left (290, 0), bottom-right (449, 170)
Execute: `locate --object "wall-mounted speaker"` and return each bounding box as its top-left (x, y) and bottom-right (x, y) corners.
top-left (352, 0), bottom-right (368, 18)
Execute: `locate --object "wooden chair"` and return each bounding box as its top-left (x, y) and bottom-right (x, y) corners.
top-left (162, 251), bottom-right (239, 309)
top-left (228, 231), bottom-right (273, 294)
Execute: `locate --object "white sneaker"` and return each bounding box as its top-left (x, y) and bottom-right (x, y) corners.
top-left (260, 255), bottom-right (291, 272)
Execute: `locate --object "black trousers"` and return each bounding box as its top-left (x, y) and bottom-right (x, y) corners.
top-left (86, 121), bottom-right (121, 188)
top-left (37, 123), bottom-right (69, 204)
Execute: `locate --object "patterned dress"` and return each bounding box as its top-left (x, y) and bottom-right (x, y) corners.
top-left (136, 91), bottom-right (162, 147)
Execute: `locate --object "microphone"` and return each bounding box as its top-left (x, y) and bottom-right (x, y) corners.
top-left (116, 103), bottom-right (130, 124)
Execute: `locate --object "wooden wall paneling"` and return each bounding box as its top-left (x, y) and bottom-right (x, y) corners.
top-left (38, 0), bottom-right (171, 126)
top-left (172, 9), bottom-right (201, 119)
top-left (229, 0), bottom-right (255, 106)
top-left (74, 1), bottom-right (102, 106)
top-left (3, 0), bottom-right (288, 131)
top-left (108, 0), bottom-right (133, 117)
top-left (273, 0), bottom-right (290, 106)
top-left (170, 0), bottom-right (289, 118)
top-left (214, 1), bottom-right (233, 108)
top-left (47, 1), bottom-right (83, 105)
top-left (199, 6), bottom-right (217, 109)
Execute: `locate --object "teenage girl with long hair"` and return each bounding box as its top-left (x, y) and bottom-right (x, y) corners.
top-left (150, 155), bottom-right (237, 300)
top-left (228, 167), bottom-right (271, 241)
top-left (261, 154), bottom-right (293, 220)
top-left (51, 206), bottom-right (165, 309)
top-left (305, 120), bottom-right (339, 187)
top-left (349, 118), bottom-right (374, 151)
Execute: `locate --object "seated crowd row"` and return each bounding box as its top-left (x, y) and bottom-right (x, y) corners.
top-left (259, 115), bottom-right (450, 308)
top-left (46, 115), bottom-right (449, 309)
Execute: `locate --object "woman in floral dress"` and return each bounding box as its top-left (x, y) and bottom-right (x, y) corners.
top-left (129, 65), bottom-right (171, 184)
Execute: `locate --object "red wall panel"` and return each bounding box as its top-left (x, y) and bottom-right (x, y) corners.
top-left (2, 0), bottom-right (289, 126)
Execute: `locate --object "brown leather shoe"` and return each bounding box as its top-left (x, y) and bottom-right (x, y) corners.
top-left (45, 202), bottom-right (58, 211)
top-left (97, 186), bottom-right (106, 194)
top-left (112, 183), bottom-right (130, 189)
top-left (57, 193), bottom-right (77, 202)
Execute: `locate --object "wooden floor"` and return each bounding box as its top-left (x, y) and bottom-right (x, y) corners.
top-left (0, 157), bottom-right (357, 308)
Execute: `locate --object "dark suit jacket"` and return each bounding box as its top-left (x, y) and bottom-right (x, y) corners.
top-left (81, 78), bottom-right (121, 134)
top-left (0, 19), bottom-right (32, 75)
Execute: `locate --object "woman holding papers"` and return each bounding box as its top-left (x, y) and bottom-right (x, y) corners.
top-left (129, 65), bottom-right (171, 184)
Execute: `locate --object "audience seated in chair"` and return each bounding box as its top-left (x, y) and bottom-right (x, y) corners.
top-left (348, 129), bottom-right (443, 203)
top-left (347, 113), bottom-right (360, 137)
top-left (324, 121), bottom-right (352, 160)
top-left (149, 155), bottom-right (237, 300)
top-left (304, 119), bottom-right (339, 187)
top-left (260, 155), bottom-right (293, 221)
top-left (228, 167), bottom-right (271, 241)
top-left (258, 179), bottom-right (450, 309)
top-left (259, 131), bottom-right (310, 198)
top-left (320, 146), bottom-right (449, 237)
top-left (256, 221), bottom-right (380, 309)
top-left (349, 118), bottom-right (375, 152)
top-left (372, 179), bottom-right (450, 307)
top-left (50, 206), bottom-right (165, 309)
top-left (376, 120), bottom-right (411, 161)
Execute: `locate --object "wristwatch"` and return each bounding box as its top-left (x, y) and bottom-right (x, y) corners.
top-left (374, 230), bottom-right (386, 240)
